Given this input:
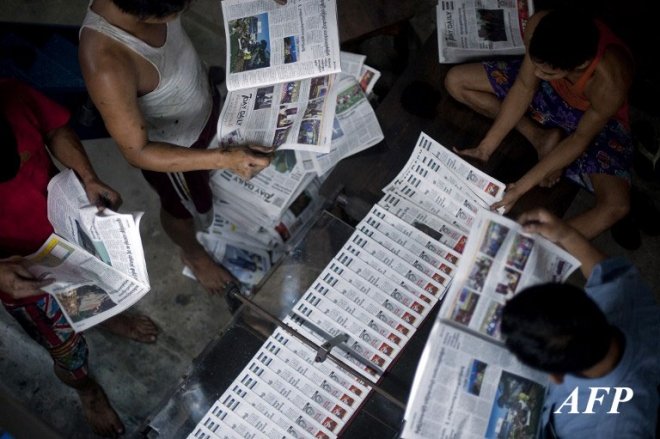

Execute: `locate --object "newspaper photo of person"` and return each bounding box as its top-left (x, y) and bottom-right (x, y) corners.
top-left (55, 284), bottom-right (116, 323)
top-left (254, 86), bottom-right (274, 109)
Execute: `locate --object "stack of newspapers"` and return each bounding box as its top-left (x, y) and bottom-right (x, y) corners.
top-left (186, 132), bottom-right (578, 439)
top-left (194, 0), bottom-right (384, 290)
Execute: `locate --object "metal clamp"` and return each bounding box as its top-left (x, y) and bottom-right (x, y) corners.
top-left (315, 333), bottom-right (349, 363)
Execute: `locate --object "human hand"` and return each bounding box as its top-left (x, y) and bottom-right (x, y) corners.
top-left (0, 257), bottom-right (53, 299)
top-left (490, 183), bottom-right (523, 214)
top-left (517, 208), bottom-right (573, 244)
top-left (83, 178), bottom-right (123, 211)
top-left (220, 144), bottom-right (273, 180)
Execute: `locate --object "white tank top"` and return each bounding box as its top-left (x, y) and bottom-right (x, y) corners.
top-left (81, 8), bottom-right (212, 147)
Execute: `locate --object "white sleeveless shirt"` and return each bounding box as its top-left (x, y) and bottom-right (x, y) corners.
top-left (81, 8), bottom-right (212, 147)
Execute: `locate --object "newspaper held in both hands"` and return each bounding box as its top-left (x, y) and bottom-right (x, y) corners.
top-left (441, 209), bottom-right (580, 341)
top-left (26, 170), bottom-right (149, 332)
top-left (401, 209), bottom-right (580, 439)
top-left (436, 0), bottom-right (534, 63)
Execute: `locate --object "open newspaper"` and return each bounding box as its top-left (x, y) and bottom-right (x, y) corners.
top-left (219, 0), bottom-right (341, 153)
top-left (436, 0), bottom-right (533, 63)
top-left (25, 170), bottom-right (149, 332)
top-left (401, 210), bottom-right (580, 439)
top-left (187, 132), bottom-right (505, 438)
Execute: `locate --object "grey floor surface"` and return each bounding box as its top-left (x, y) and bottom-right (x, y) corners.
top-left (1, 1), bottom-right (659, 438)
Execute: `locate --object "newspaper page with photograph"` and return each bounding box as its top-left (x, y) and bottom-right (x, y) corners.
top-left (222, 0), bottom-right (341, 91)
top-left (298, 73), bottom-right (384, 176)
top-left (217, 73), bottom-right (338, 153)
top-left (47, 169), bottom-right (149, 285)
top-left (211, 163), bottom-right (316, 229)
top-left (193, 232), bottom-right (272, 286)
top-left (402, 321), bottom-right (548, 439)
top-left (402, 210), bottom-right (579, 439)
top-left (26, 235), bottom-right (150, 332)
top-left (358, 64), bottom-right (381, 96)
top-left (208, 177), bottom-right (324, 249)
top-left (436, 0), bottom-right (533, 63)
top-left (24, 170), bottom-right (150, 332)
top-left (440, 209), bottom-right (580, 342)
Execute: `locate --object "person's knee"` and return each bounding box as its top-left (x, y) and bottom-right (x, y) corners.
top-left (597, 195), bottom-right (630, 225)
top-left (444, 66), bottom-right (467, 101)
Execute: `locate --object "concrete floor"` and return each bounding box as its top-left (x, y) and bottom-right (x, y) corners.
top-left (1, 1), bottom-right (659, 438)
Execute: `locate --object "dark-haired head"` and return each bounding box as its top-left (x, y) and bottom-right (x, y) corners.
top-left (501, 282), bottom-right (613, 375)
top-left (529, 9), bottom-right (599, 71)
top-left (111, 0), bottom-right (192, 20)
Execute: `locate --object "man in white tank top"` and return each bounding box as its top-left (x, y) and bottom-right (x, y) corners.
top-left (79, 1), bottom-right (273, 307)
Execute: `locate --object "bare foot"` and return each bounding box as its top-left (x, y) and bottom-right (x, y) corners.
top-left (99, 313), bottom-right (159, 343)
top-left (78, 380), bottom-right (124, 437)
top-left (453, 146), bottom-right (493, 162)
top-left (182, 252), bottom-right (237, 295)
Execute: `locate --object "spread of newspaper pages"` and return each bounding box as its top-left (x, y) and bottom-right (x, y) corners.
top-left (187, 131), bottom-right (580, 438)
top-left (25, 169), bottom-right (149, 332)
top-left (188, 0), bottom-right (385, 289)
top-left (219, 0), bottom-right (341, 152)
top-left (436, 0), bottom-right (533, 63)
top-left (401, 209), bottom-right (580, 439)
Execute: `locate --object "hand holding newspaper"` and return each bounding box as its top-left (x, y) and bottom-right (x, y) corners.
top-left (25, 170), bottom-right (150, 332)
top-left (402, 209), bottom-right (581, 439)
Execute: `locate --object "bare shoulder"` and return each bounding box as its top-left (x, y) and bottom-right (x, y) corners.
top-left (585, 46), bottom-right (633, 115)
top-left (79, 28), bottom-right (139, 98)
top-left (599, 45), bottom-right (635, 88)
top-left (588, 45), bottom-right (634, 100)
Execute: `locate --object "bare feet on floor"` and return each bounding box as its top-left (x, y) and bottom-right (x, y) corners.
top-left (99, 313), bottom-right (159, 343)
top-left (182, 251), bottom-right (237, 295)
top-left (453, 145), bottom-right (493, 162)
top-left (78, 379), bottom-right (124, 437)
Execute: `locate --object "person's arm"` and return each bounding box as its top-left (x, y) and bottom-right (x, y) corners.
top-left (79, 42), bottom-right (271, 178)
top-left (45, 125), bottom-right (122, 210)
top-left (0, 257), bottom-right (53, 299)
top-left (492, 47), bottom-right (633, 213)
top-left (518, 208), bottom-right (606, 278)
top-left (474, 13), bottom-right (545, 153)
top-left (477, 54), bottom-right (540, 152)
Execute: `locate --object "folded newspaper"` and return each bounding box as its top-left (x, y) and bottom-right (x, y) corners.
top-left (25, 170), bottom-right (149, 332)
top-left (218, 0), bottom-right (341, 153)
top-left (401, 209), bottom-right (580, 439)
top-left (436, 0), bottom-right (533, 63)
